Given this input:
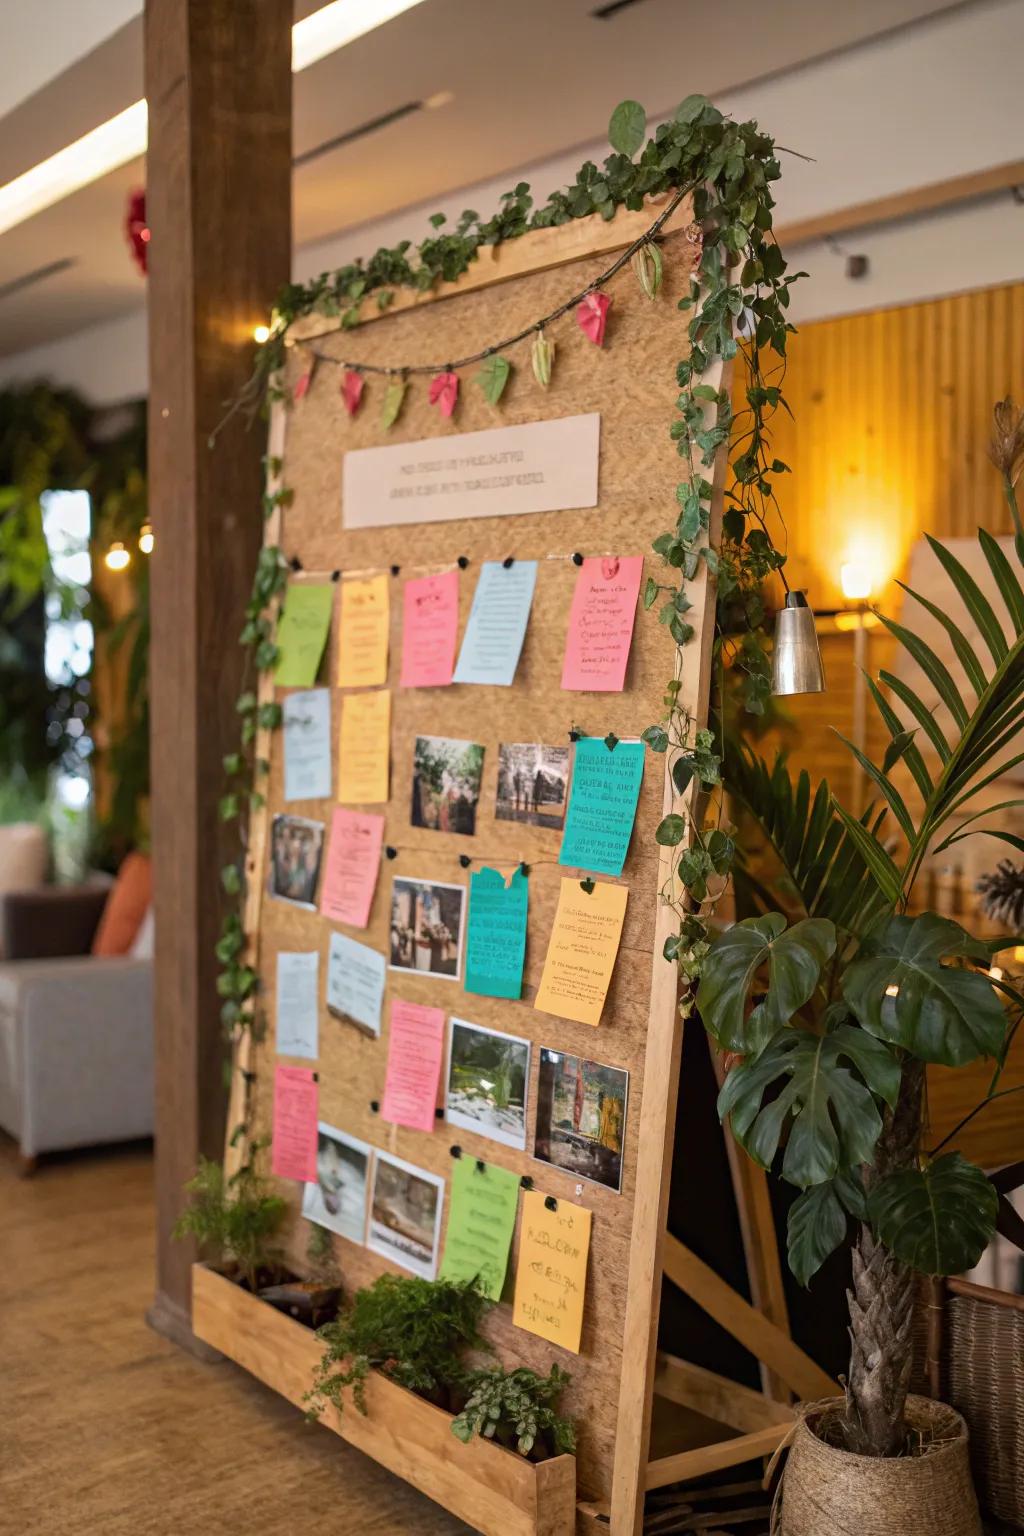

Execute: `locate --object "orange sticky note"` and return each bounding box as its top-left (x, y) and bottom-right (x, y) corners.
top-left (338, 573), bottom-right (390, 689)
top-left (534, 877), bottom-right (628, 1026)
top-left (338, 688), bottom-right (390, 804)
top-left (513, 1191), bottom-right (592, 1354)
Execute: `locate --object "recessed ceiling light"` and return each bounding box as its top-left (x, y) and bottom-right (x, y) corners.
top-left (0, 0), bottom-right (432, 239)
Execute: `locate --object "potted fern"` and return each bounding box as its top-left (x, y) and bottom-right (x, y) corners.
top-left (695, 415), bottom-right (1024, 1533)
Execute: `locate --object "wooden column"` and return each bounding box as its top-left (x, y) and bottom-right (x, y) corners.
top-left (145, 0), bottom-right (292, 1348)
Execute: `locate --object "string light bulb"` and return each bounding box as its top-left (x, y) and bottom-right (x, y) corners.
top-left (138, 522), bottom-right (154, 554)
top-left (253, 323), bottom-right (271, 344)
top-left (840, 562), bottom-right (873, 602)
top-left (105, 541), bottom-right (131, 572)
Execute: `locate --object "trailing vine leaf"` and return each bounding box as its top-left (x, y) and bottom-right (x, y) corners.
top-left (841, 912), bottom-right (1007, 1065)
top-left (477, 354), bottom-right (511, 406)
top-left (787, 1180), bottom-right (848, 1287)
top-left (608, 99), bottom-right (646, 157)
top-left (381, 377), bottom-right (407, 430)
top-left (868, 1153), bottom-right (998, 1275)
top-left (696, 911), bottom-right (837, 1055)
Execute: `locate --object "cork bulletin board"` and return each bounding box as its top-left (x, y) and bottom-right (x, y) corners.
top-left (233, 202), bottom-right (722, 1522)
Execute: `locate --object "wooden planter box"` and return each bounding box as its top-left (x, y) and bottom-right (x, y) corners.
top-left (192, 1264), bottom-right (576, 1536)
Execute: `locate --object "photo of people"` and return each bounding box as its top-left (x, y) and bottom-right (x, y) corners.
top-left (495, 743), bottom-right (570, 831)
top-left (301, 1123), bottom-right (370, 1245)
top-left (533, 1048), bottom-right (629, 1193)
top-left (389, 876), bottom-right (465, 981)
top-left (268, 813), bottom-right (325, 909)
top-left (411, 735), bottom-right (485, 835)
top-left (367, 1151), bottom-right (445, 1279)
top-left (445, 1018), bottom-right (530, 1151)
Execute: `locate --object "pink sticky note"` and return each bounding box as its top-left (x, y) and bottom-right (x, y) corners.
top-left (561, 555), bottom-right (644, 692)
top-left (400, 570), bottom-right (459, 688)
top-left (320, 807), bottom-right (384, 928)
top-left (381, 998), bottom-right (446, 1133)
top-left (271, 1065), bottom-right (318, 1182)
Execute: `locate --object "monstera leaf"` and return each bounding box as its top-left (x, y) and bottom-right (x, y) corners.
top-left (696, 912), bottom-right (836, 1055)
top-left (868, 1153), bottom-right (998, 1275)
top-left (842, 912), bottom-right (1007, 1066)
top-left (786, 1181), bottom-right (847, 1287)
top-left (717, 1024), bottom-right (900, 1187)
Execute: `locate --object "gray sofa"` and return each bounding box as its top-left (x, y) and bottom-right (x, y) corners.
top-left (0, 882), bottom-right (153, 1170)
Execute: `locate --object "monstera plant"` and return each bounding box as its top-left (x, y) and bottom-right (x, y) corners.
top-left (698, 436), bottom-right (1024, 1457)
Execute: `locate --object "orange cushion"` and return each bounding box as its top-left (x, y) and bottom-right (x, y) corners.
top-left (91, 852), bottom-right (153, 956)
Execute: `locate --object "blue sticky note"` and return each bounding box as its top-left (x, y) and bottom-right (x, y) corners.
top-left (559, 737), bottom-right (645, 877)
top-left (453, 560), bottom-right (538, 687)
top-left (465, 866), bottom-right (529, 1000)
top-left (283, 688), bottom-right (332, 801)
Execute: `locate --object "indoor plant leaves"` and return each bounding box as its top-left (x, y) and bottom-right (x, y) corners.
top-left (841, 912), bottom-right (1006, 1065)
top-left (608, 99), bottom-right (647, 158)
top-left (868, 1152), bottom-right (999, 1275)
top-left (477, 354), bottom-right (511, 406)
top-left (786, 1180), bottom-right (848, 1287)
top-left (696, 911), bottom-right (837, 1055)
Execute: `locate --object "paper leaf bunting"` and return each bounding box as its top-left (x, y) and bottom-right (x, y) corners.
top-left (381, 377), bottom-right (407, 430)
top-left (341, 370), bottom-right (365, 416)
top-left (477, 354), bottom-right (511, 406)
top-left (429, 371), bottom-right (459, 418)
top-left (577, 291), bottom-right (611, 346)
top-left (293, 355), bottom-right (315, 401)
top-left (531, 332), bottom-right (554, 389)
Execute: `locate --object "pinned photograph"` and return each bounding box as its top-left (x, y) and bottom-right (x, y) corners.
top-left (268, 813), bottom-right (325, 909)
top-left (495, 743), bottom-right (570, 831)
top-left (445, 1018), bottom-right (530, 1151)
top-left (389, 876), bottom-right (465, 981)
top-left (411, 734), bottom-right (485, 835)
top-left (301, 1123), bottom-right (371, 1245)
top-left (367, 1150), bottom-right (445, 1279)
top-left (533, 1048), bottom-right (628, 1193)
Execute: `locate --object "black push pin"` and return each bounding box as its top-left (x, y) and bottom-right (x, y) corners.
top-left (390, 564), bottom-right (400, 577)
top-left (544, 1195), bottom-right (558, 1212)
top-left (568, 728), bottom-right (581, 742)
top-left (457, 555), bottom-right (469, 569)
top-left (330, 569), bottom-right (341, 582)
top-left (385, 846), bottom-right (398, 860)
top-left (450, 1144), bottom-right (462, 1159)
top-left (369, 1100), bottom-right (380, 1114)
top-left (434, 1107), bottom-right (444, 1120)
top-left (502, 555), bottom-right (515, 569)
top-left (459, 854), bottom-right (471, 868)
top-left (604, 733), bottom-right (619, 751)
top-left (520, 1175), bottom-right (533, 1191)
top-left (475, 1160), bottom-right (487, 1174)
top-left (571, 551), bottom-right (584, 566)
top-left (519, 862), bottom-right (530, 877)
top-left (289, 555), bottom-right (303, 572)
top-left (580, 877), bottom-right (595, 894)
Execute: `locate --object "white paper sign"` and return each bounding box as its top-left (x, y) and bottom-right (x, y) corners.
top-left (283, 689), bottom-right (332, 801)
top-left (326, 931), bottom-right (385, 1037)
top-left (276, 951), bottom-right (319, 1059)
top-left (342, 414), bottom-right (600, 529)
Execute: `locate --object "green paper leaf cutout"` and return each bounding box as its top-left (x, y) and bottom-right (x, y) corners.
top-left (477, 354), bottom-right (511, 406)
top-left (868, 1153), bottom-right (998, 1276)
top-left (608, 99), bottom-right (646, 158)
top-left (381, 378), bottom-right (407, 430)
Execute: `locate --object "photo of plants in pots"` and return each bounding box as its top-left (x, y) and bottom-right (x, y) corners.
top-left (692, 404), bottom-right (1024, 1527)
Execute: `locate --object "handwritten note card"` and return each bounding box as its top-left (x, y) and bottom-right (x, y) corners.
top-left (338, 573), bottom-right (390, 688)
top-left (561, 556), bottom-right (644, 692)
top-left (338, 689), bottom-right (390, 804)
top-left (465, 866), bottom-right (528, 1000)
top-left (381, 998), bottom-right (446, 1133)
top-left (440, 1157), bottom-right (520, 1301)
top-left (274, 582), bottom-right (334, 687)
top-left (275, 951), bottom-right (319, 1058)
top-left (320, 808), bottom-right (384, 928)
top-left (453, 560), bottom-right (538, 686)
top-left (513, 1191), bottom-right (592, 1354)
top-left (534, 877), bottom-right (628, 1026)
top-left (271, 1065), bottom-right (319, 1182)
top-left (400, 570), bottom-right (459, 688)
top-left (326, 931), bottom-right (385, 1036)
top-left (559, 737), bottom-right (645, 877)
top-left (283, 688), bottom-right (332, 801)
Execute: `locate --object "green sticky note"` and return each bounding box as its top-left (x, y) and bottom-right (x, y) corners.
top-left (559, 736), bottom-right (645, 876)
top-left (440, 1156), bottom-right (520, 1301)
top-left (465, 866), bottom-right (528, 1000)
top-left (274, 583), bottom-right (334, 687)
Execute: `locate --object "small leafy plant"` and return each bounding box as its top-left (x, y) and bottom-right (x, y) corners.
top-left (451, 1364), bottom-right (575, 1459)
top-left (306, 1274), bottom-right (490, 1419)
top-left (305, 1220), bottom-right (342, 1289)
top-left (172, 1155), bottom-right (286, 1295)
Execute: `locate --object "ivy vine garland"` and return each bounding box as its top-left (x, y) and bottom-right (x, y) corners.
top-left (217, 94), bottom-right (799, 1141)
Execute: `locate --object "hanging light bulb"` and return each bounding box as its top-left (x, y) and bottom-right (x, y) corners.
top-left (771, 590), bottom-right (825, 696)
top-left (253, 323), bottom-right (271, 344)
top-left (138, 522), bottom-right (154, 554)
top-left (104, 541), bottom-right (131, 572)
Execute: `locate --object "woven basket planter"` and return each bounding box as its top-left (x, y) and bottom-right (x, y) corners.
top-left (776, 1394), bottom-right (982, 1536)
top-left (940, 1280), bottom-right (1024, 1528)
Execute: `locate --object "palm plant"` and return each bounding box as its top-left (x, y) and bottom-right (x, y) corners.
top-left (697, 403), bottom-right (1024, 1457)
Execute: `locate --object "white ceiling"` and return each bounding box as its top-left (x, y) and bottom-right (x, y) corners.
top-left (0, 0), bottom-right (970, 359)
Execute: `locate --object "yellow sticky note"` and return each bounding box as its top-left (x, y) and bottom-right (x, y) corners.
top-left (338, 574), bottom-right (390, 689)
top-left (534, 877), bottom-right (628, 1026)
top-left (513, 1191), bottom-right (592, 1354)
top-left (338, 689), bottom-right (390, 804)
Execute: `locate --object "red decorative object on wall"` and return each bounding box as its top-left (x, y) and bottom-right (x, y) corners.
top-left (125, 188), bottom-right (150, 276)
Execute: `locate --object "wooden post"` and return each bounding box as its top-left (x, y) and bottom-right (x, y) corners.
top-left (145, 0), bottom-right (292, 1349)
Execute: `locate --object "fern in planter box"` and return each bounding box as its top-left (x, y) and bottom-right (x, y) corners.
top-left (452, 1364), bottom-right (575, 1460)
top-left (173, 1155), bottom-right (286, 1295)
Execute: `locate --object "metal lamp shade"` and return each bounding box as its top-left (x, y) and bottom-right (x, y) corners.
top-left (771, 591), bottom-right (825, 696)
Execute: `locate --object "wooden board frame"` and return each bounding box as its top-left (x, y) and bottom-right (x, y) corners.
top-left (223, 202), bottom-right (822, 1535)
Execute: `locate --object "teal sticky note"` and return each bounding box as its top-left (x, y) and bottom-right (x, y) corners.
top-left (465, 865), bottom-right (528, 1000)
top-left (452, 560), bottom-right (538, 686)
top-left (559, 736), bottom-right (645, 877)
top-left (274, 583), bottom-right (334, 687)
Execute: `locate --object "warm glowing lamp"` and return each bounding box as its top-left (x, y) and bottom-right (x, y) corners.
top-left (840, 562), bottom-right (873, 602)
top-left (105, 541), bottom-right (131, 572)
top-left (138, 523), bottom-right (154, 555)
top-left (253, 324), bottom-right (271, 344)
